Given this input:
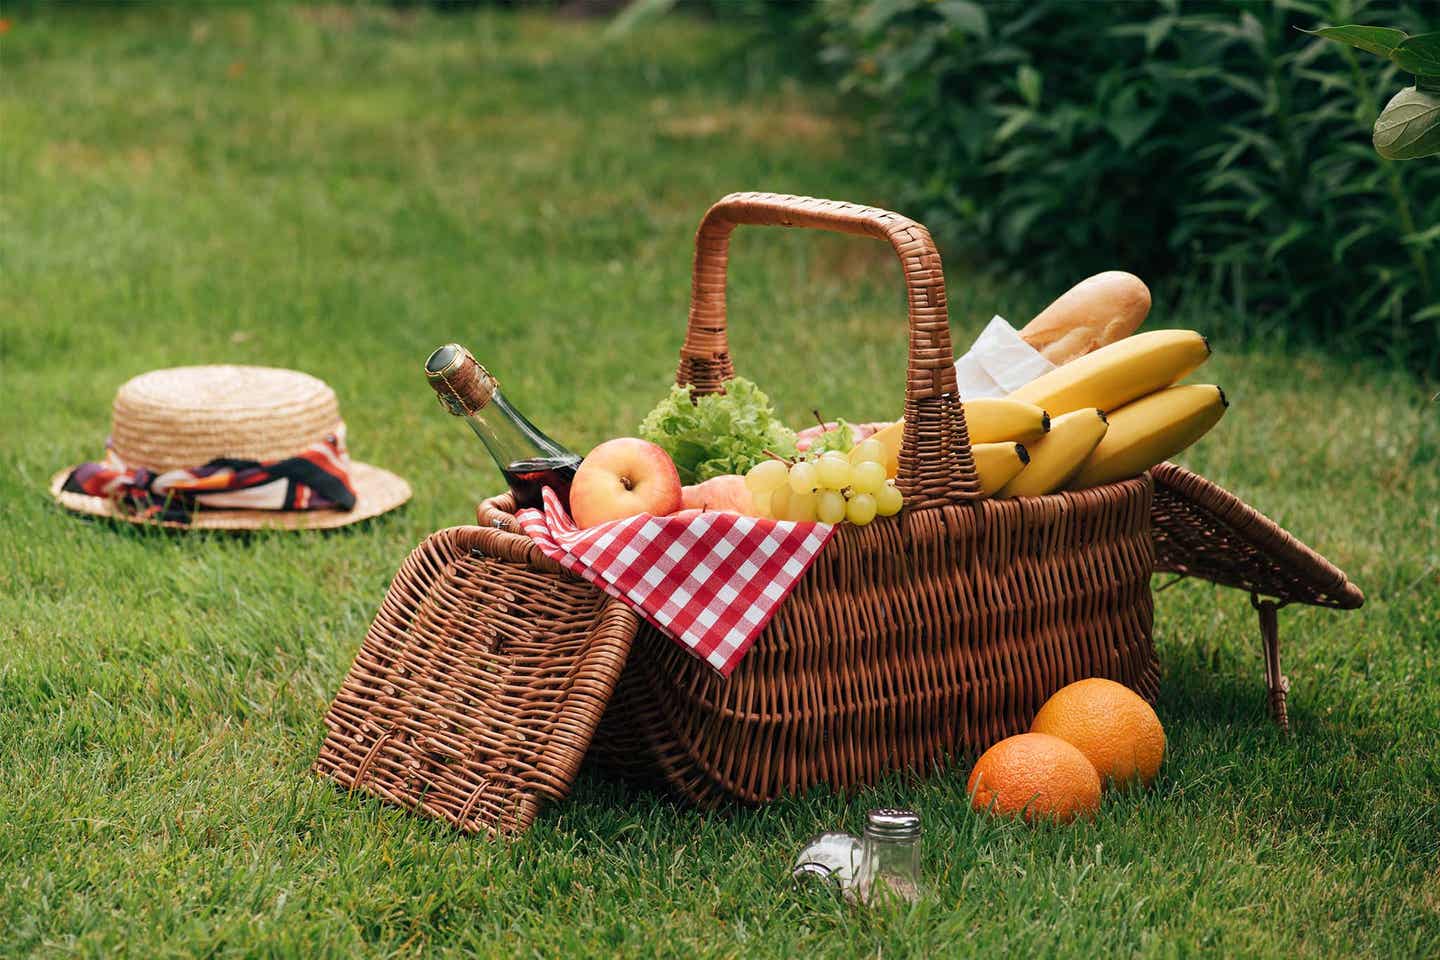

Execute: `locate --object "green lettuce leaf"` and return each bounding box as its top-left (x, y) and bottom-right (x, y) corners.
top-left (638, 377), bottom-right (797, 484)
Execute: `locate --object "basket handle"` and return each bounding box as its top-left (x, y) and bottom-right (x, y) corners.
top-left (676, 192), bottom-right (981, 508)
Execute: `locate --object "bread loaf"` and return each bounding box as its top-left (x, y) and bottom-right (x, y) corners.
top-left (1020, 272), bottom-right (1151, 365)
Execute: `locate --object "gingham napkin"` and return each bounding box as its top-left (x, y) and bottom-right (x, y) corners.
top-left (515, 486), bottom-right (834, 677)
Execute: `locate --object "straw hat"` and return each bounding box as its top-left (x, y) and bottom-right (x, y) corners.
top-left (50, 365), bottom-right (411, 531)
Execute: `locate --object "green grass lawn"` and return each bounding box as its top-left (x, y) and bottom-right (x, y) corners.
top-left (3, 5), bottom-right (1438, 957)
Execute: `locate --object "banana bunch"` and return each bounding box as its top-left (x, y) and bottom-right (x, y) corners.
top-left (997, 329), bottom-right (1226, 496)
top-left (868, 329), bottom-right (1227, 497)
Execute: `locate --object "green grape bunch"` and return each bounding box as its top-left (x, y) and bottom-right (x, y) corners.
top-left (744, 438), bottom-right (903, 527)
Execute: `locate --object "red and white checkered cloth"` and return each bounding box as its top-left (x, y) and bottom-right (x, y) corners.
top-left (516, 486), bottom-right (834, 677)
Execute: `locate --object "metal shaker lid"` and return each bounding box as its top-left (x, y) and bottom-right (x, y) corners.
top-left (865, 808), bottom-right (921, 841)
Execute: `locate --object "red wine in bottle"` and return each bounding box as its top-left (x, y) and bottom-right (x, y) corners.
top-left (500, 457), bottom-right (580, 513)
top-left (424, 343), bottom-right (582, 512)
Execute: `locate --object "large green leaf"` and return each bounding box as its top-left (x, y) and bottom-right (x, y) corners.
top-left (1300, 25), bottom-right (1408, 58)
top-left (1391, 32), bottom-right (1440, 76)
top-left (1373, 85), bottom-right (1440, 159)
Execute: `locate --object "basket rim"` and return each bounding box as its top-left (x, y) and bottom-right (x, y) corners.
top-left (475, 475), bottom-right (1150, 536)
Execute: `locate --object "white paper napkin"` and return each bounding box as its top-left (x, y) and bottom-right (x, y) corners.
top-left (953, 316), bottom-right (1055, 399)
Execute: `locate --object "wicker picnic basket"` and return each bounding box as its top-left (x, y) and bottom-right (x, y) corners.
top-left (315, 193), bottom-right (1361, 836)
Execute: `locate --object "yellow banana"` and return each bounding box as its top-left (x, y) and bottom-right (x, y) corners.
top-left (1068, 384), bottom-right (1228, 490)
top-left (1008, 329), bottom-right (1211, 416)
top-left (868, 399), bottom-right (1049, 480)
top-left (971, 441), bottom-right (1030, 497)
top-left (961, 397), bottom-right (1051, 444)
top-left (997, 408), bottom-right (1109, 497)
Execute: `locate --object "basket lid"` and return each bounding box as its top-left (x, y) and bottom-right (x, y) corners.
top-left (1150, 461), bottom-right (1363, 610)
top-left (314, 524), bottom-right (639, 837)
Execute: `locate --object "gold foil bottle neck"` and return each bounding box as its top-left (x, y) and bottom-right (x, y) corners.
top-left (424, 343), bottom-right (497, 416)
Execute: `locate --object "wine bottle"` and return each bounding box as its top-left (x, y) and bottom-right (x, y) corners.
top-left (424, 343), bottom-right (582, 512)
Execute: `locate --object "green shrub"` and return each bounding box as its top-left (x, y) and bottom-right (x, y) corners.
top-left (818, 0), bottom-right (1440, 377)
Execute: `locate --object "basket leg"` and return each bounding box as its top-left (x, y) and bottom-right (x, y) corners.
top-left (1253, 596), bottom-right (1289, 732)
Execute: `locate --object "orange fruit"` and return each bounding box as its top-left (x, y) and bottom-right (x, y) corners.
top-left (966, 733), bottom-right (1102, 823)
top-left (1030, 678), bottom-right (1165, 789)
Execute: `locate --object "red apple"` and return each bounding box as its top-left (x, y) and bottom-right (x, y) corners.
top-left (569, 437), bottom-right (683, 528)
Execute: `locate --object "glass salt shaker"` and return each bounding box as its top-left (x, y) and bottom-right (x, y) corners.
top-left (853, 808), bottom-right (922, 904)
top-left (791, 832), bottom-right (862, 891)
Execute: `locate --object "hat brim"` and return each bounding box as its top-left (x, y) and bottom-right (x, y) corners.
top-left (49, 461), bottom-right (412, 532)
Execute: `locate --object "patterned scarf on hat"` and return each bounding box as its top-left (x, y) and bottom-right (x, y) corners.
top-left (62, 425), bottom-right (357, 523)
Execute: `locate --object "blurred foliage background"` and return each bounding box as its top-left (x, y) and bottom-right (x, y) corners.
top-left (619, 0), bottom-right (1440, 378)
top-left (814, 0), bottom-right (1439, 378)
top-left (13, 0), bottom-right (1432, 373)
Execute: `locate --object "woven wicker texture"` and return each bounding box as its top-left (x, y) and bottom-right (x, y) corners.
top-left (678, 193), bottom-right (982, 509)
top-left (318, 194), bottom-right (1163, 830)
top-left (317, 193), bottom-right (1356, 834)
top-left (1151, 461), bottom-right (1363, 609)
top-left (110, 365), bottom-right (341, 470)
top-left (314, 525), bottom-right (637, 836)
top-left (589, 476), bottom-right (1158, 807)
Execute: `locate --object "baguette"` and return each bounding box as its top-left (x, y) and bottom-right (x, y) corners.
top-left (1020, 271), bottom-right (1151, 366)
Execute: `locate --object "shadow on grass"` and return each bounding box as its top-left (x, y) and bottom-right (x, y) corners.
top-left (1160, 652), bottom-right (1299, 736)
